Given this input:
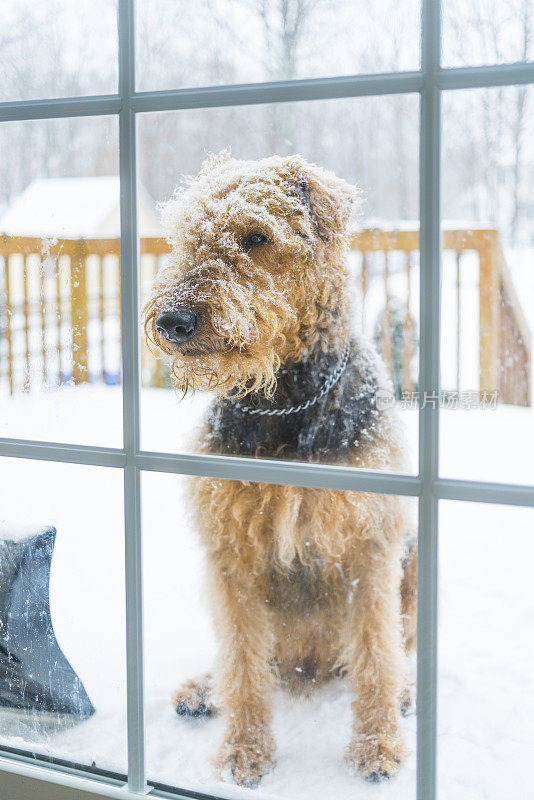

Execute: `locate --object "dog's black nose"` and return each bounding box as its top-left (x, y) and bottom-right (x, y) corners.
top-left (155, 309), bottom-right (199, 343)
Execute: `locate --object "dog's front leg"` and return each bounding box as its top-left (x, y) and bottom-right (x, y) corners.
top-left (345, 539), bottom-right (406, 782)
top-left (212, 562), bottom-right (275, 787)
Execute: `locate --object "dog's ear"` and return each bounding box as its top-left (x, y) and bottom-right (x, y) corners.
top-left (282, 156), bottom-right (361, 242)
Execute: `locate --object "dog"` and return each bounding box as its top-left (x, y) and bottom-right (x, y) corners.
top-left (144, 152), bottom-right (417, 787)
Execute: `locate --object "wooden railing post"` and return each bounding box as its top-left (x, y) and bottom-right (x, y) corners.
top-left (39, 260), bottom-right (47, 386)
top-left (4, 254), bottom-right (14, 395)
top-left (360, 252), bottom-right (368, 334)
top-left (56, 257), bottom-right (64, 385)
top-left (478, 231), bottom-right (500, 398)
top-left (22, 255), bottom-right (30, 391)
top-left (403, 251), bottom-right (414, 394)
top-left (456, 251), bottom-right (461, 393)
top-left (382, 250), bottom-right (393, 378)
top-left (151, 256), bottom-right (164, 389)
top-left (497, 250), bottom-right (532, 407)
top-left (99, 256), bottom-right (106, 383)
top-left (70, 239), bottom-right (89, 385)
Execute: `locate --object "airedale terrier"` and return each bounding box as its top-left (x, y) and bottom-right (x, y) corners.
top-left (144, 152), bottom-right (417, 787)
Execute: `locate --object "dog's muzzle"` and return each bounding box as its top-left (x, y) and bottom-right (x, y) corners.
top-left (155, 308), bottom-right (199, 344)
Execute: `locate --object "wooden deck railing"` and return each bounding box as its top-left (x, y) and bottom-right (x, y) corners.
top-left (0, 228), bottom-right (531, 406)
top-left (351, 226), bottom-right (531, 406)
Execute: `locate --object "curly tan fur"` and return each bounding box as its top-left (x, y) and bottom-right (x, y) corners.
top-left (144, 152), bottom-right (417, 787)
top-left (144, 152), bottom-right (357, 397)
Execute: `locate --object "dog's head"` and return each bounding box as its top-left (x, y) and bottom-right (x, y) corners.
top-left (143, 152), bottom-right (360, 397)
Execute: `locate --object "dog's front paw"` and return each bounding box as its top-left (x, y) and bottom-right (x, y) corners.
top-left (172, 674), bottom-right (214, 718)
top-left (217, 729), bottom-right (275, 788)
top-left (346, 733), bottom-right (406, 783)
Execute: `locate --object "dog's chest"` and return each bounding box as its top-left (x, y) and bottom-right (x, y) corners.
top-left (266, 556), bottom-right (339, 614)
top-left (205, 345), bottom-right (381, 461)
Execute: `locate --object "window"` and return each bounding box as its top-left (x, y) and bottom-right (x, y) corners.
top-left (1, 1), bottom-right (533, 799)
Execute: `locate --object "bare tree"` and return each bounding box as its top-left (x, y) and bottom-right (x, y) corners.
top-left (0, 0), bottom-right (532, 245)
top-left (511, 0), bottom-right (532, 238)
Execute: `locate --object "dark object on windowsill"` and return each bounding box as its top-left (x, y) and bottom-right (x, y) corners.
top-left (0, 525), bottom-right (94, 723)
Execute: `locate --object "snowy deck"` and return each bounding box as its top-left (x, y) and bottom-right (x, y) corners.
top-left (0, 386), bottom-right (533, 800)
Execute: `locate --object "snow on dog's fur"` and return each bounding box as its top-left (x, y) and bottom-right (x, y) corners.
top-left (144, 152), bottom-right (416, 787)
top-left (144, 152), bottom-right (356, 397)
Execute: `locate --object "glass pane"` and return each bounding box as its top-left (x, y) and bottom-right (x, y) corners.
top-left (0, 457), bottom-right (126, 775)
top-left (441, 86), bottom-right (533, 484)
top-left (143, 472), bottom-right (417, 797)
top-left (136, 0), bottom-right (421, 91)
top-left (442, 0), bottom-right (534, 67)
top-left (139, 96), bottom-right (420, 474)
top-left (0, 0), bottom-right (118, 102)
top-left (0, 115), bottom-right (123, 447)
top-left (439, 501), bottom-right (534, 799)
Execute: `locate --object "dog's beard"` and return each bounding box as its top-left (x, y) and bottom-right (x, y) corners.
top-left (144, 286), bottom-right (299, 398)
top-left (168, 344), bottom-right (281, 399)
top-left (176, 330), bottom-right (230, 358)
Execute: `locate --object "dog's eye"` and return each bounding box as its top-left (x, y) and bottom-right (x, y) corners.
top-left (244, 233), bottom-right (268, 247)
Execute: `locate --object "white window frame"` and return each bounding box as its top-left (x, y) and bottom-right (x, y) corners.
top-left (1, 1), bottom-right (534, 798)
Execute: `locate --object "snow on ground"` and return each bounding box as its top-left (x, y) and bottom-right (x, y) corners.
top-left (0, 386), bottom-right (533, 800)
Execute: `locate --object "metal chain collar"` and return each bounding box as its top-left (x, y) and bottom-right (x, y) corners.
top-left (232, 342), bottom-right (351, 417)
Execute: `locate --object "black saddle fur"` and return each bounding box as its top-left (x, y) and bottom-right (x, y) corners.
top-left (206, 340), bottom-right (381, 462)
